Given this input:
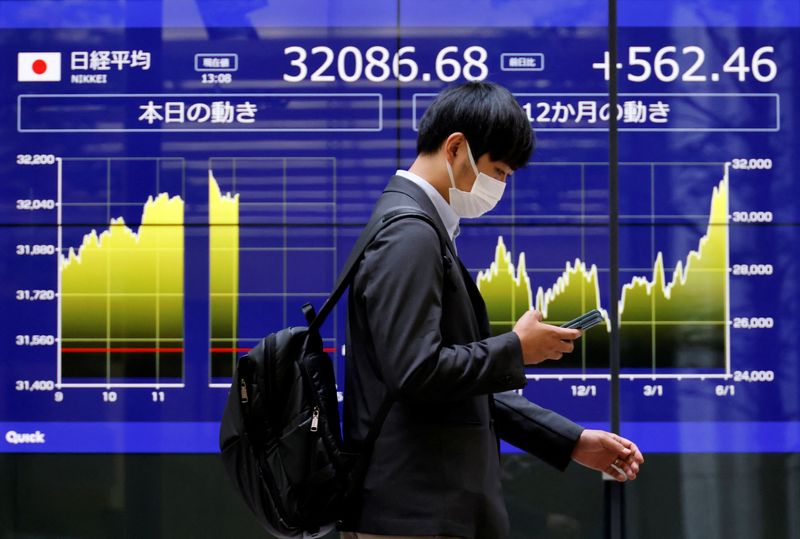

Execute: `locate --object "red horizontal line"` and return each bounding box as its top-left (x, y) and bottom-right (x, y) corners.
top-left (62, 347), bottom-right (183, 353)
top-left (211, 347), bottom-right (337, 353)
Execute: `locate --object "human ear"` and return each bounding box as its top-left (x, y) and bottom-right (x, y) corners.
top-left (443, 132), bottom-right (465, 163)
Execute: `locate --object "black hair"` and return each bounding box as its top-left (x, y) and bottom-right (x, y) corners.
top-left (416, 81), bottom-right (534, 170)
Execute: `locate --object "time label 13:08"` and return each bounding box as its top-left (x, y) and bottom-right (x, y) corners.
top-left (283, 45), bottom-right (489, 83)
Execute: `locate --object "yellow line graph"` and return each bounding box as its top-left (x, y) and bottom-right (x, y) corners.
top-left (60, 192), bottom-right (184, 375)
top-left (209, 170), bottom-right (240, 360)
top-left (477, 170), bottom-right (729, 370)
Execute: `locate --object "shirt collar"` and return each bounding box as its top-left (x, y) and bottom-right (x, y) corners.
top-left (395, 169), bottom-right (460, 242)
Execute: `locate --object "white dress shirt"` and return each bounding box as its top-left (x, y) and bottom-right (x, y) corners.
top-left (395, 169), bottom-right (460, 245)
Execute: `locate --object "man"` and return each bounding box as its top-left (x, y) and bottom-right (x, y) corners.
top-left (340, 82), bottom-right (643, 539)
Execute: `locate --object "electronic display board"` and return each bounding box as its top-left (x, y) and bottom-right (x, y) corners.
top-left (0, 0), bottom-right (797, 453)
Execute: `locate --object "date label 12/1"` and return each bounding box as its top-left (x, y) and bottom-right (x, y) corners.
top-left (571, 385), bottom-right (597, 397)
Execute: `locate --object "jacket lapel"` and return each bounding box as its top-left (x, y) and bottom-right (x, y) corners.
top-left (455, 257), bottom-right (492, 339)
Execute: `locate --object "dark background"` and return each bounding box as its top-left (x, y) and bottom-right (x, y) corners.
top-left (1, 453), bottom-right (798, 538)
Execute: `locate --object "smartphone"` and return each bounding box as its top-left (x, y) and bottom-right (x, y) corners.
top-left (560, 309), bottom-right (604, 331)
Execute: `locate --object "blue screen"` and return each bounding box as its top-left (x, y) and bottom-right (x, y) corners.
top-left (0, 0), bottom-right (797, 453)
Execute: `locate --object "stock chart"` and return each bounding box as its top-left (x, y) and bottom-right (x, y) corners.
top-left (0, 1), bottom-right (797, 453)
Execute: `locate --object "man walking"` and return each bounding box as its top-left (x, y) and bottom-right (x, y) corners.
top-left (340, 82), bottom-right (643, 539)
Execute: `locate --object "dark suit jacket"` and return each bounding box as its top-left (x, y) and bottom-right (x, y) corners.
top-left (341, 176), bottom-right (584, 538)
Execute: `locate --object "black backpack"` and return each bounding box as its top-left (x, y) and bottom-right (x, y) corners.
top-left (219, 207), bottom-right (448, 538)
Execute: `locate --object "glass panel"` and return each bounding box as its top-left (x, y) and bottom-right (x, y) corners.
top-left (617, 1), bottom-right (800, 537)
top-left (0, 0), bottom-right (616, 537)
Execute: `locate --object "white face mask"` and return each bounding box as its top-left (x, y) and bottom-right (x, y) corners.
top-left (445, 140), bottom-right (506, 218)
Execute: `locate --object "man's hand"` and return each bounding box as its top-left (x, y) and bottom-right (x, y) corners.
top-left (513, 310), bottom-right (582, 365)
top-left (571, 429), bottom-right (644, 481)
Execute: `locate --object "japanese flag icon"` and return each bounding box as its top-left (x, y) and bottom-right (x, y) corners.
top-left (18, 52), bottom-right (61, 82)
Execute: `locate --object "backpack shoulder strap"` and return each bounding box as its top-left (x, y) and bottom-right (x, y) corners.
top-left (304, 206), bottom-right (449, 510)
top-left (306, 206), bottom-right (448, 334)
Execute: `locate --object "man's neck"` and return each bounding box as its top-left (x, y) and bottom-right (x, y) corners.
top-left (408, 155), bottom-right (451, 203)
